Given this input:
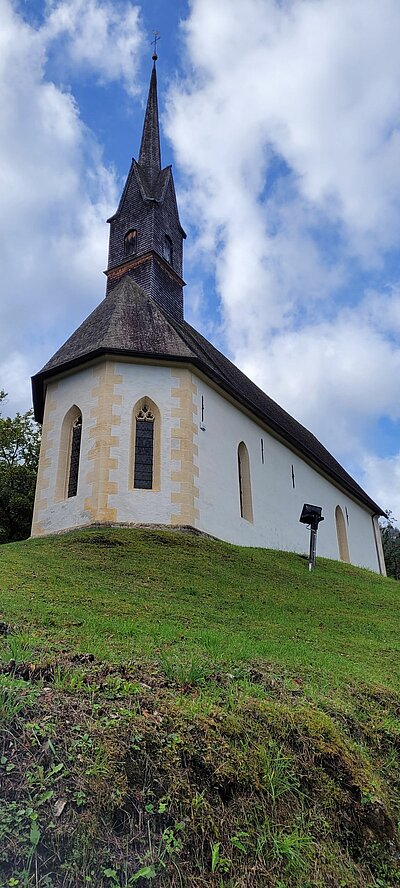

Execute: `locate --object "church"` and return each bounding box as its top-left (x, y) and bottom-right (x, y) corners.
top-left (31, 59), bottom-right (386, 575)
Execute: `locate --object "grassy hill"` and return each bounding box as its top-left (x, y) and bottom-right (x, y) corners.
top-left (0, 527), bottom-right (399, 887)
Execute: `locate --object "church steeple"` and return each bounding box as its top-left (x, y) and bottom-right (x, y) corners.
top-left (138, 64), bottom-right (161, 184)
top-left (105, 57), bottom-right (186, 322)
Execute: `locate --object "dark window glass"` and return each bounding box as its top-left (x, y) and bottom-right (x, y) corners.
top-left (238, 449), bottom-right (244, 517)
top-left (134, 419), bottom-right (154, 489)
top-left (163, 235), bottom-right (173, 265)
top-left (124, 229), bottom-right (137, 255)
top-left (68, 416), bottom-right (82, 498)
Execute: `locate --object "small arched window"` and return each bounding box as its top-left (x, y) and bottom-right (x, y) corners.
top-left (131, 398), bottom-right (161, 491)
top-left (238, 442), bottom-right (253, 523)
top-left (124, 228), bottom-right (137, 256)
top-left (163, 235), bottom-right (173, 266)
top-left (68, 415), bottom-right (82, 497)
top-left (335, 505), bottom-right (350, 563)
top-left (55, 405), bottom-right (83, 502)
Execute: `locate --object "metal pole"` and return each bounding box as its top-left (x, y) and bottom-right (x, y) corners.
top-left (309, 523), bottom-right (317, 571)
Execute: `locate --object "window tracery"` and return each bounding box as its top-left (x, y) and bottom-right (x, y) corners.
top-left (136, 404), bottom-right (155, 422)
top-left (134, 403), bottom-right (155, 490)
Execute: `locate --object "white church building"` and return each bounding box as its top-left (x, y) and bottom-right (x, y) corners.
top-left (31, 61), bottom-right (386, 575)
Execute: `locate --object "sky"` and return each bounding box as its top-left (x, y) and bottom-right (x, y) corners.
top-left (1, 0), bottom-right (400, 522)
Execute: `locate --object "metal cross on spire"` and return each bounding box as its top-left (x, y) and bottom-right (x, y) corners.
top-left (151, 31), bottom-right (160, 62)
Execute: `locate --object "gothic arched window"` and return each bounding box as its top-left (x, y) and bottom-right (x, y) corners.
top-left (67, 415), bottom-right (82, 497)
top-left (163, 234), bottom-right (173, 266)
top-left (55, 405), bottom-right (83, 502)
top-left (131, 398), bottom-right (161, 491)
top-left (124, 228), bottom-right (137, 256)
top-left (335, 505), bottom-right (350, 563)
top-left (238, 442), bottom-right (253, 523)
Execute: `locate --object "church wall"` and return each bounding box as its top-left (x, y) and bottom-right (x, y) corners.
top-left (193, 375), bottom-right (381, 573)
top-left (32, 359), bottom-right (381, 574)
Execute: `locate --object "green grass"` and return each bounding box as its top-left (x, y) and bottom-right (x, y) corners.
top-left (0, 527), bottom-right (398, 691)
top-left (0, 527), bottom-right (399, 888)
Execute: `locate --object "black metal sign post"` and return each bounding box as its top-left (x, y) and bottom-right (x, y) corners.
top-left (299, 504), bottom-right (324, 571)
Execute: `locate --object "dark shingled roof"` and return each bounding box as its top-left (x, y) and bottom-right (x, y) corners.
top-left (138, 65), bottom-right (161, 185)
top-left (32, 276), bottom-right (383, 515)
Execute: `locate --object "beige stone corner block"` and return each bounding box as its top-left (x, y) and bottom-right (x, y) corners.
top-left (31, 387), bottom-right (58, 534)
top-left (84, 361), bottom-right (122, 524)
top-left (169, 369), bottom-right (199, 528)
top-left (97, 507), bottom-right (118, 523)
top-left (33, 523), bottom-right (45, 537)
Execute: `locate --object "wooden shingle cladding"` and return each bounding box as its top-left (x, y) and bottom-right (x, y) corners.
top-left (105, 65), bottom-right (186, 322)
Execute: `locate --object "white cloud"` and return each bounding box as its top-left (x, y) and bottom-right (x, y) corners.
top-left (42, 0), bottom-right (143, 93)
top-left (166, 0), bottom-right (400, 514)
top-left (363, 452), bottom-right (400, 525)
top-left (0, 352), bottom-right (34, 416)
top-left (238, 298), bottom-right (400, 458)
top-left (0, 0), bottom-right (144, 414)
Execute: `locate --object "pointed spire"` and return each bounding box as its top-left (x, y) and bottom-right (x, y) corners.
top-left (138, 63), bottom-right (161, 183)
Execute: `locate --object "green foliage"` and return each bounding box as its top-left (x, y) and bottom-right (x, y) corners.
top-left (4, 632), bottom-right (34, 664)
top-left (158, 652), bottom-right (212, 686)
top-left (211, 841), bottom-right (230, 875)
top-left (258, 742), bottom-right (299, 807)
top-left (0, 676), bottom-right (39, 724)
top-left (0, 391), bottom-right (40, 544)
top-left (380, 513), bottom-right (400, 580)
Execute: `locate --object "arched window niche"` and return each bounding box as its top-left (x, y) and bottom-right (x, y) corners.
top-left (238, 442), bottom-right (253, 523)
top-left (124, 228), bottom-right (137, 256)
top-left (55, 405), bottom-right (83, 502)
top-left (335, 505), bottom-right (350, 563)
top-left (162, 234), bottom-right (173, 266)
top-left (130, 397), bottom-right (161, 491)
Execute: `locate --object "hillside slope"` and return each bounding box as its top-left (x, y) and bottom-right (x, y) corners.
top-left (0, 528), bottom-right (399, 887)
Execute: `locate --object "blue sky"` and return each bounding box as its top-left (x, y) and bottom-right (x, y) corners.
top-left (2, 0), bottom-right (400, 521)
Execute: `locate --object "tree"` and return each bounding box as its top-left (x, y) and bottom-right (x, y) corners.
top-left (380, 511), bottom-right (400, 581)
top-left (0, 391), bottom-right (41, 543)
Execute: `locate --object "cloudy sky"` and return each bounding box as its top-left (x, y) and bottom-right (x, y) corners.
top-left (2, 0), bottom-right (400, 520)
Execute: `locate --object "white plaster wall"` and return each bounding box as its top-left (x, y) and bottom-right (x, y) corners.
top-left (35, 369), bottom-right (96, 535)
top-left (193, 375), bottom-right (380, 572)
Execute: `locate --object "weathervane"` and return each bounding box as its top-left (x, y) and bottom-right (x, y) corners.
top-left (152, 31), bottom-right (160, 63)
